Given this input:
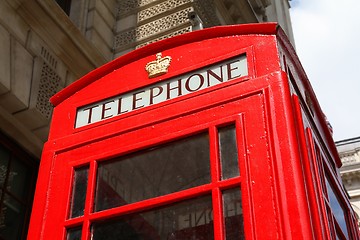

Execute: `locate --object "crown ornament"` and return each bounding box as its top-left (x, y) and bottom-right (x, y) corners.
top-left (145, 53), bottom-right (172, 78)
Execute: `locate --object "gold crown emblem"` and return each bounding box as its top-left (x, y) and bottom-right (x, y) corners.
top-left (145, 53), bottom-right (172, 78)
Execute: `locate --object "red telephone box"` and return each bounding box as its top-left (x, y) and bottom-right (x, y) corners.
top-left (28, 23), bottom-right (359, 240)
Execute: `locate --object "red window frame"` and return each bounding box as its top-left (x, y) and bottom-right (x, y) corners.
top-left (65, 116), bottom-right (246, 240)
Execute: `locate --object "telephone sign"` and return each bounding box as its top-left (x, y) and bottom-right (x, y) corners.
top-left (28, 23), bottom-right (360, 240)
top-left (75, 55), bottom-right (247, 128)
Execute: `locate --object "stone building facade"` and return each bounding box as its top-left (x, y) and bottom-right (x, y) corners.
top-left (337, 137), bottom-right (360, 228)
top-left (0, 0), bottom-right (293, 238)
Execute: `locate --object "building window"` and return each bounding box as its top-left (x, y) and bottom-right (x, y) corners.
top-left (0, 133), bottom-right (38, 240)
top-left (55, 0), bottom-right (72, 15)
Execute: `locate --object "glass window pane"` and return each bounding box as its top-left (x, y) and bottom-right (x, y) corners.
top-left (325, 176), bottom-right (349, 239)
top-left (92, 195), bottom-right (213, 240)
top-left (95, 132), bottom-right (210, 211)
top-left (219, 125), bottom-right (239, 179)
top-left (6, 157), bottom-right (32, 200)
top-left (67, 226), bottom-right (82, 240)
top-left (69, 166), bottom-right (89, 218)
top-left (0, 146), bottom-right (10, 188)
top-left (223, 188), bottom-right (245, 239)
top-left (0, 194), bottom-right (26, 240)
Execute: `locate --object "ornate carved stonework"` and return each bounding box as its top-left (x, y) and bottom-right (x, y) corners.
top-left (115, 7), bottom-right (193, 48)
top-left (36, 62), bottom-right (61, 119)
top-left (136, 26), bottom-right (192, 48)
top-left (115, 0), bottom-right (223, 53)
top-left (138, 0), bottom-right (191, 22)
top-left (117, 0), bottom-right (160, 16)
top-left (341, 153), bottom-right (359, 166)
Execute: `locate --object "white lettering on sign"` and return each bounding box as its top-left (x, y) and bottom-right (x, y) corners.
top-left (75, 55), bottom-right (248, 128)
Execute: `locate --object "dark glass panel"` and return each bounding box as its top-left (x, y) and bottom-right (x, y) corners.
top-left (92, 195), bottom-right (213, 240)
top-left (67, 226), bottom-right (82, 240)
top-left (95, 132), bottom-right (210, 211)
top-left (55, 0), bottom-right (72, 15)
top-left (223, 188), bottom-right (245, 240)
top-left (219, 125), bottom-right (239, 179)
top-left (0, 194), bottom-right (26, 240)
top-left (6, 157), bottom-right (31, 200)
top-left (0, 146), bottom-right (10, 188)
top-left (0, 133), bottom-right (38, 240)
top-left (69, 166), bottom-right (89, 218)
top-left (325, 176), bottom-right (349, 239)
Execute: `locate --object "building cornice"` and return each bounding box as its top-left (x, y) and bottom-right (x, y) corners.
top-left (12, 0), bottom-right (107, 79)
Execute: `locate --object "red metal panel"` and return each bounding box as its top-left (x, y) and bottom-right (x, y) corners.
top-left (264, 72), bottom-right (315, 239)
top-left (276, 29), bottom-right (341, 169)
top-left (292, 95), bottom-right (327, 239)
top-left (27, 146), bottom-right (55, 239)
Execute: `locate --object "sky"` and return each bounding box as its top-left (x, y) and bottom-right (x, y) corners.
top-left (289, 0), bottom-right (360, 141)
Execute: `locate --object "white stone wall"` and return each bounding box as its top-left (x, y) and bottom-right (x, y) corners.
top-left (86, 0), bottom-right (117, 60)
top-left (0, 1), bottom-right (61, 156)
top-left (337, 137), bottom-right (360, 227)
top-left (0, 0), bottom-right (106, 157)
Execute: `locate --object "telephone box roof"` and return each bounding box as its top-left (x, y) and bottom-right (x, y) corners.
top-left (50, 23), bottom-right (280, 106)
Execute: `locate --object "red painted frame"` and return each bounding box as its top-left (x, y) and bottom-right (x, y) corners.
top-left (28, 23), bottom-right (359, 240)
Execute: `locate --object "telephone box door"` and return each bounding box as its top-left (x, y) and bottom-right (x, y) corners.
top-left (40, 93), bottom-right (278, 240)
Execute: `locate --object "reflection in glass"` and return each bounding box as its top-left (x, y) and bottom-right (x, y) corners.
top-left (223, 188), bottom-right (244, 239)
top-left (0, 194), bottom-right (26, 240)
top-left (219, 125), bottom-right (239, 179)
top-left (92, 195), bottom-right (213, 240)
top-left (325, 176), bottom-right (349, 239)
top-left (0, 146), bottom-right (10, 188)
top-left (95, 132), bottom-right (210, 211)
top-left (69, 166), bottom-right (89, 218)
top-left (7, 157), bottom-right (31, 200)
top-left (67, 226), bottom-right (82, 240)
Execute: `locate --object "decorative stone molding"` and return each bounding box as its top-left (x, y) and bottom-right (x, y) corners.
top-left (0, 39), bottom-right (33, 113)
top-left (12, 45), bottom-right (64, 132)
top-left (341, 153), bottom-right (360, 166)
top-left (115, 7), bottom-right (193, 48)
top-left (117, 0), bottom-right (160, 16)
top-left (134, 0), bottom-right (221, 26)
top-left (40, 46), bottom-right (58, 70)
top-left (138, 0), bottom-right (191, 22)
top-left (193, 0), bottom-right (221, 27)
top-left (136, 26), bottom-right (192, 48)
top-left (115, 0), bottom-right (222, 53)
